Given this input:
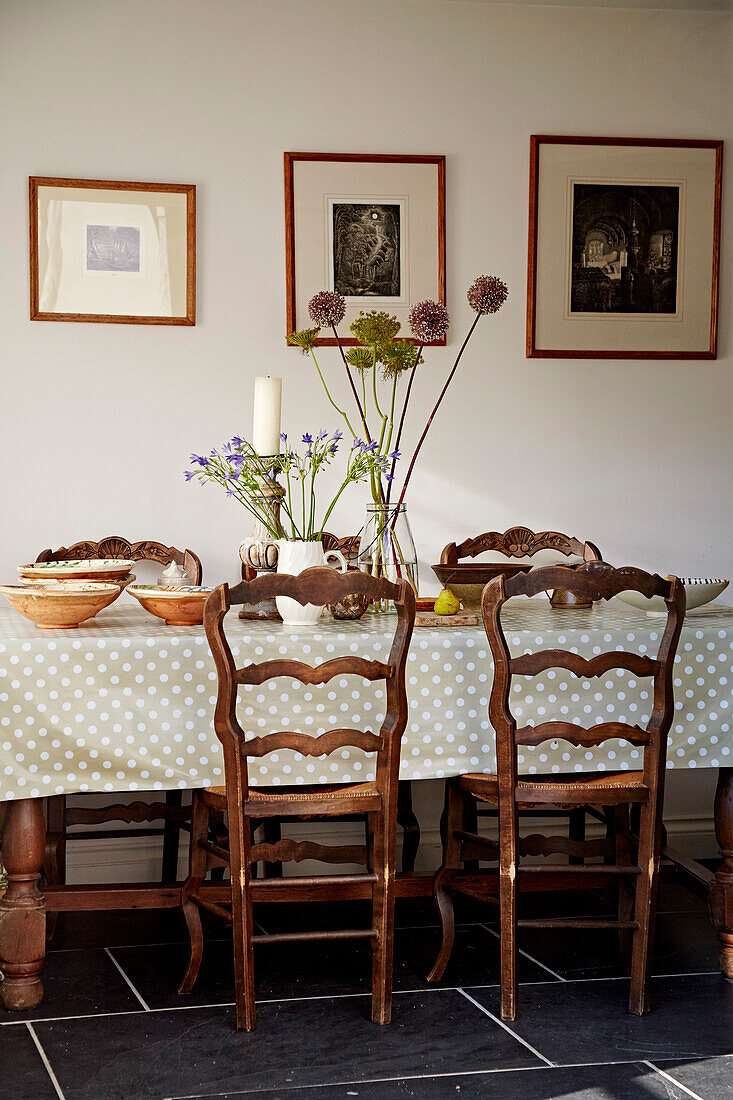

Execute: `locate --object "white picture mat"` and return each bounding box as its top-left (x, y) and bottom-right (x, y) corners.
top-left (37, 186), bottom-right (188, 317)
top-left (293, 160), bottom-right (440, 334)
top-left (534, 144), bottom-right (717, 353)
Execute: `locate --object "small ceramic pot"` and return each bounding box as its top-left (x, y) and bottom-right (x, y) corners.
top-left (330, 568), bottom-right (371, 621)
top-left (275, 540), bottom-right (347, 625)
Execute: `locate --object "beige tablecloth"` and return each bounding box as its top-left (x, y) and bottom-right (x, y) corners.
top-left (0, 600), bottom-right (731, 800)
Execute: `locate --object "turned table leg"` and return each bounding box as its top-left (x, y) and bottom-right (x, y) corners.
top-left (709, 767), bottom-right (733, 979)
top-left (0, 798), bottom-right (47, 1009)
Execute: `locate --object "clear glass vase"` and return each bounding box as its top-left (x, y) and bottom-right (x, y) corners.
top-left (358, 503), bottom-right (418, 609)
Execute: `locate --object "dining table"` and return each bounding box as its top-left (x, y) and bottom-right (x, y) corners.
top-left (0, 596), bottom-right (731, 1012)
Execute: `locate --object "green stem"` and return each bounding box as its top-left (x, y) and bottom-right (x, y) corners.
top-left (309, 349), bottom-right (357, 438)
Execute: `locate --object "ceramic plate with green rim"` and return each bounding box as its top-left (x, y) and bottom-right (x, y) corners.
top-left (19, 559), bottom-right (136, 581)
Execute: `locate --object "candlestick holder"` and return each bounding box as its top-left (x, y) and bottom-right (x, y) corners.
top-left (238, 456), bottom-right (284, 620)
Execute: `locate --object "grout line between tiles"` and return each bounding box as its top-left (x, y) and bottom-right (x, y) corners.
top-left (644, 1060), bottom-right (706, 1100)
top-left (456, 987), bottom-right (556, 1067)
top-left (26, 1022), bottom-right (66, 1100)
top-left (481, 922), bottom-right (567, 981)
top-left (104, 947), bottom-right (151, 1011)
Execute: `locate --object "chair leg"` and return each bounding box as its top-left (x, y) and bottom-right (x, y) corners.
top-left (397, 780), bottom-right (420, 872)
top-left (161, 789), bottom-right (183, 882)
top-left (178, 793), bottom-right (209, 995)
top-left (568, 807), bottom-right (585, 865)
top-left (228, 799), bottom-right (256, 1031)
top-left (615, 804), bottom-right (634, 971)
top-left (498, 798), bottom-right (519, 1021)
top-left (369, 805), bottom-right (397, 1024)
top-left (628, 799), bottom-right (662, 1015)
top-left (427, 778), bottom-right (463, 982)
top-left (44, 796), bottom-right (66, 941)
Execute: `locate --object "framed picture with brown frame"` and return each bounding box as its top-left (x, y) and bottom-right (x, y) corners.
top-left (285, 152), bottom-right (446, 346)
top-left (29, 176), bottom-right (196, 325)
top-left (526, 136), bottom-right (723, 359)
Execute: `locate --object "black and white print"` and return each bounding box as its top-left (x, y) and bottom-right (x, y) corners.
top-left (570, 183), bottom-right (680, 314)
top-left (86, 224), bottom-right (141, 273)
top-left (332, 202), bottom-right (401, 297)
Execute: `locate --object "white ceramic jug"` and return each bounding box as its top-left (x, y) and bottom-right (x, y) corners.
top-left (275, 540), bottom-right (347, 625)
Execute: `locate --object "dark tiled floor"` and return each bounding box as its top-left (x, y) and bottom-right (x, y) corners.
top-left (0, 880), bottom-right (729, 1099)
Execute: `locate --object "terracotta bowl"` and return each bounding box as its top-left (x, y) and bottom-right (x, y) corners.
top-left (20, 574), bottom-right (135, 604)
top-left (127, 584), bottom-right (214, 626)
top-left (19, 559), bottom-right (136, 584)
top-left (431, 562), bottom-right (532, 611)
top-left (0, 582), bottom-right (121, 629)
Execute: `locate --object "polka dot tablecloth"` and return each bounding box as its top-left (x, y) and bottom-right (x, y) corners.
top-left (0, 599), bottom-right (731, 801)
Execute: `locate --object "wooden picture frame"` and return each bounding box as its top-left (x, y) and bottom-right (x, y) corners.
top-left (285, 152), bottom-right (446, 346)
top-left (526, 137), bottom-right (723, 359)
top-left (30, 176), bottom-right (196, 325)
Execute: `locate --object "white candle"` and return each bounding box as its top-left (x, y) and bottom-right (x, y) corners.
top-left (252, 376), bottom-right (282, 456)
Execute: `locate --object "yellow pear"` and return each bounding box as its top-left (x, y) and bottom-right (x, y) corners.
top-left (434, 588), bottom-right (460, 615)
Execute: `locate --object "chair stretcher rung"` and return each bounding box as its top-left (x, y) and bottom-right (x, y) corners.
top-left (250, 872), bottom-right (378, 890)
top-left (517, 918), bottom-right (639, 930)
top-left (518, 864), bottom-right (640, 875)
top-left (252, 928), bottom-right (378, 945)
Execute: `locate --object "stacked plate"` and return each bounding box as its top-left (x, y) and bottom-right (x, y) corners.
top-left (0, 559), bottom-right (138, 629)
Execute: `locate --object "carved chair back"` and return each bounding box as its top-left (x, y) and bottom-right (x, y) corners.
top-left (36, 536), bottom-right (203, 585)
top-left (482, 562), bottom-right (685, 795)
top-left (440, 526), bottom-right (601, 567)
top-left (321, 531), bottom-right (361, 564)
top-left (205, 567), bottom-right (415, 799)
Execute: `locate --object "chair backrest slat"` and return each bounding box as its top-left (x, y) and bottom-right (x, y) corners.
top-left (516, 720), bottom-right (650, 749)
top-left (234, 656), bottom-right (392, 687)
top-left (441, 525), bottom-right (602, 566)
top-left (244, 728), bottom-right (383, 759)
top-left (510, 650), bottom-right (659, 679)
top-left (36, 536), bottom-right (203, 584)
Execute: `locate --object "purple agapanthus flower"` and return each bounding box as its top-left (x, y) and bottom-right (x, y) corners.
top-left (302, 433), bottom-right (313, 444)
top-left (184, 470), bottom-right (196, 481)
top-left (317, 429), bottom-right (328, 440)
top-left (280, 432), bottom-right (288, 442)
top-left (389, 449), bottom-right (401, 461)
top-left (190, 454), bottom-right (209, 467)
top-left (352, 437), bottom-right (365, 450)
top-left (333, 429), bottom-right (343, 441)
top-left (230, 435), bottom-right (243, 446)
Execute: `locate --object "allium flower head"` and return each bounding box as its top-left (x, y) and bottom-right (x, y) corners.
top-left (408, 300), bottom-right (450, 343)
top-left (467, 275), bottom-right (508, 315)
top-left (308, 290), bottom-right (346, 328)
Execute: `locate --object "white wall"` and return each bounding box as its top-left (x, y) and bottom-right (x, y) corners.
top-left (1, 0), bottom-right (731, 862)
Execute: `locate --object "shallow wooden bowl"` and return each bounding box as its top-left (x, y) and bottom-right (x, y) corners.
top-left (0, 582), bottom-right (120, 629)
top-left (431, 563), bottom-right (532, 610)
top-left (127, 584), bottom-right (214, 626)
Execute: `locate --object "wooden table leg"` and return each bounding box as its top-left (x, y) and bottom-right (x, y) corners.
top-left (0, 798), bottom-right (47, 1010)
top-left (709, 767), bottom-right (733, 979)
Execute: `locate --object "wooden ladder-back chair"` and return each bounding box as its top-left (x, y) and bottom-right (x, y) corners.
top-left (179, 566), bottom-right (415, 1030)
top-left (38, 536), bottom-right (203, 895)
top-left (440, 526), bottom-right (603, 861)
top-left (428, 561), bottom-right (685, 1020)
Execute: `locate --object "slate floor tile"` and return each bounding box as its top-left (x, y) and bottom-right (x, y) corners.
top-left (470, 973), bottom-right (733, 1063)
top-left (0, 946), bottom-right (143, 1024)
top-left (110, 923), bottom-right (554, 1010)
top-left (35, 989), bottom-right (540, 1099)
top-left (656, 1055), bottom-right (733, 1098)
top-left (0, 1023), bottom-right (59, 1099)
top-left (218, 1060), bottom-right (699, 1099)
top-left (515, 908), bottom-right (719, 980)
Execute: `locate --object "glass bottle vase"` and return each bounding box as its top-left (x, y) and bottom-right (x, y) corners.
top-left (358, 503), bottom-right (418, 610)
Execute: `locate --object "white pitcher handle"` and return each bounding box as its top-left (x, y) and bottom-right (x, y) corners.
top-left (324, 549), bottom-right (348, 573)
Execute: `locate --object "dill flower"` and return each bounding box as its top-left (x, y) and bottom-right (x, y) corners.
top-left (380, 339), bottom-right (424, 379)
top-left (345, 346), bottom-right (374, 372)
top-left (350, 310), bottom-right (400, 348)
top-left (308, 290), bottom-right (346, 328)
top-left (288, 327), bottom-right (320, 354)
top-left (407, 300), bottom-right (450, 343)
top-left (467, 275), bottom-right (509, 315)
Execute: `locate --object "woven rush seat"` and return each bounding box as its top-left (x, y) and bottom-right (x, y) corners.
top-left (201, 782), bottom-right (382, 815)
top-left (460, 770), bottom-right (648, 807)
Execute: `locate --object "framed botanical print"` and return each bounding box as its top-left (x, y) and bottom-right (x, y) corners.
top-left (285, 152), bottom-right (446, 345)
top-left (526, 137), bottom-right (723, 359)
top-left (30, 177), bottom-right (196, 325)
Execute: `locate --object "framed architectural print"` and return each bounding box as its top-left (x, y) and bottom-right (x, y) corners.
top-left (285, 152), bottom-right (446, 345)
top-left (526, 137), bottom-right (722, 359)
top-left (30, 177), bottom-right (196, 325)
